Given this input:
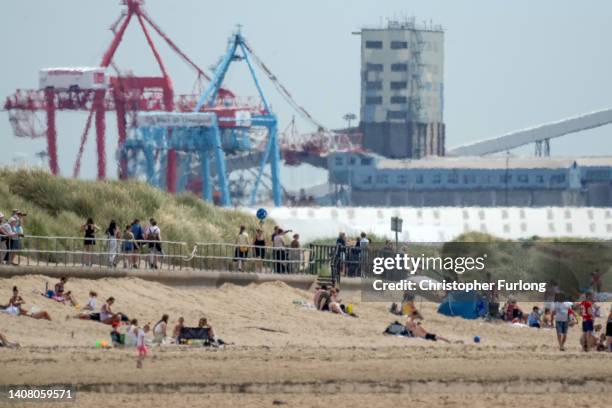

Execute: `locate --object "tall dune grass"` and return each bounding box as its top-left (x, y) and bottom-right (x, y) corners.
top-left (0, 168), bottom-right (273, 244)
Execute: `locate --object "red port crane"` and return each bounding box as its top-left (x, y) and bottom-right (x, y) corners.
top-left (3, 0), bottom-right (232, 192)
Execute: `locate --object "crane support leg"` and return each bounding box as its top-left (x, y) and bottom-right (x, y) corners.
top-left (44, 89), bottom-right (59, 176)
top-left (94, 90), bottom-right (106, 180)
top-left (269, 123), bottom-right (282, 206)
top-left (201, 152), bottom-right (212, 203)
top-left (212, 126), bottom-right (231, 207)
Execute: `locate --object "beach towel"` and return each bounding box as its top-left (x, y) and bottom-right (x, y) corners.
top-left (178, 327), bottom-right (212, 343)
top-left (383, 321), bottom-right (413, 337)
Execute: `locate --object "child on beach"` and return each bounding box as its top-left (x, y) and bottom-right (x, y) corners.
top-left (136, 322), bottom-right (150, 368)
top-left (82, 291), bottom-right (98, 311)
top-left (528, 306), bottom-right (541, 328)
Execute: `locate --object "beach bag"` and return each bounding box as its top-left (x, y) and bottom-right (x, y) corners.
top-left (384, 321), bottom-right (412, 337)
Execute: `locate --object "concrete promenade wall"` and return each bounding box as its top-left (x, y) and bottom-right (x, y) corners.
top-left (0, 265), bottom-right (322, 291)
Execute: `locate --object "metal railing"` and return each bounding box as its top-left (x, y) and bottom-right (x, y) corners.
top-left (308, 244), bottom-right (375, 284)
top-left (0, 234), bottom-right (316, 275)
top-left (0, 234), bottom-right (187, 270)
top-left (190, 243), bottom-right (314, 275)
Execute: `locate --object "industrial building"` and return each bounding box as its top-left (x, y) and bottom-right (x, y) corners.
top-left (356, 19), bottom-right (445, 159)
top-left (328, 152), bottom-right (612, 207)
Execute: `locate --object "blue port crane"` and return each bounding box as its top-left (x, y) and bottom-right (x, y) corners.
top-left (122, 28), bottom-right (283, 206)
top-left (194, 27), bottom-right (281, 206)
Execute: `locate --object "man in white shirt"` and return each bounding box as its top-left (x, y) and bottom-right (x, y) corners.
top-left (553, 297), bottom-right (574, 351)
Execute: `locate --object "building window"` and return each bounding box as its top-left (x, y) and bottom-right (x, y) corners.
top-left (390, 41), bottom-right (408, 49)
top-left (463, 174), bottom-right (476, 184)
top-left (517, 175), bottom-right (528, 183)
top-left (376, 174), bottom-right (389, 184)
top-left (334, 157), bottom-right (343, 166)
top-left (551, 174), bottom-right (566, 184)
top-left (390, 81), bottom-right (408, 90)
top-left (366, 81), bottom-right (382, 90)
top-left (391, 63), bottom-right (408, 72)
top-left (362, 175), bottom-right (372, 184)
top-left (365, 41), bottom-right (383, 49)
top-left (349, 156), bottom-right (356, 165)
top-left (365, 96), bottom-right (382, 105)
top-left (390, 96), bottom-right (407, 104)
top-left (535, 175), bottom-right (545, 183)
top-left (397, 174), bottom-right (408, 184)
top-left (366, 63), bottom-right (383, 72)
top-left (361, 157), bottom-right (373, 166)
top-left (416, 174), bottom-right (424, 184)
top-left (500, 174), bottom-right (512, 183)
top-left (386, 110), bottom-right (407, 120)
top-left (432, 174), bottom-right (441, 184)
top-left (447, 173), bottom-right (458, 184)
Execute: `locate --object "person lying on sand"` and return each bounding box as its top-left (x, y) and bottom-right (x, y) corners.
top-left (4, 286), bottom-right (52, 321)
top-left (100, 297), bottom-right (121, 325)
top-left (0, 331), bottom-right (20, 348)
top-left (405, 311), bottom-right (450, 343)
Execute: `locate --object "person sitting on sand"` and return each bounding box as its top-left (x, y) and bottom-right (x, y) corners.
top-left (152, 314), bottom-right (169, 344)
top-left (528, 306), bottom-right (541, 328)
top-left (82, 291), bottom-right (98, 311)
top-left (504, 298), bottom-right (525, 323)
top-left (172, 316), bottom-right (185, 342)
top-left (49, 277), bottom-right (77, 306)
top-left (0, 331), bottom-right (20, 348)
top-left (198, 318), bottom-right (217, 341)
top-left (405, 311), bottom-right (450, 343)
top-left (401, 292), bottom-right (423, 319)
top-left (329, 288), bottom-right (346, 316)
top-left (313, 285), bottom-right (328, 309)
top-left (100, 297), bottom-right (121, 325)
top-left (125, 319), bottom-right (139, 347)
top-left (541, 307), bottom-right (554, 328)
top-left (4, 286), bottom-right (52, 320)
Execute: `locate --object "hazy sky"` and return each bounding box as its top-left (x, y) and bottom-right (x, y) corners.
top-left (1, 0), bottom-right (612, 181)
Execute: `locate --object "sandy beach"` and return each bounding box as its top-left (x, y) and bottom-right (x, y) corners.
top-left (0, 275), bottom-right (610, 408)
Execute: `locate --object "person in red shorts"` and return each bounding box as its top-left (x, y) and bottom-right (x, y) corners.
top-left (136, 322), bottom-right (150, 368)
top-left (580, 292), bottom-right (596, 352)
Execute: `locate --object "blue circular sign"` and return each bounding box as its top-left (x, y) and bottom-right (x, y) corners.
top-left (256, 208), bottom-right (268, 220)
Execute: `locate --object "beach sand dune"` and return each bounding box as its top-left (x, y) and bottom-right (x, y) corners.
top-left (0, 276), bottom-right (610, 408)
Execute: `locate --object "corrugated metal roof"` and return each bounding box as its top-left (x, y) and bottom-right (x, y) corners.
top-left (376, 156), bottom-right (612, 170)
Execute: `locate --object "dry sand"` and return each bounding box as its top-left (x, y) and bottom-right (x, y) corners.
top-left (0, 275), bottom-right (611, 408)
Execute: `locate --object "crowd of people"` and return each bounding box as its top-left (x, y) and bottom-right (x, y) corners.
top-left (0, 276), bottom-right (222, 367)
top-left (497, 292), bottom-right (612, 352)
top-left (233, 224), bottom-right (301, 273)
top-left (0, 209), bottom-right (26, 266)
top-left (80, 217), bottom-right (163, 269)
